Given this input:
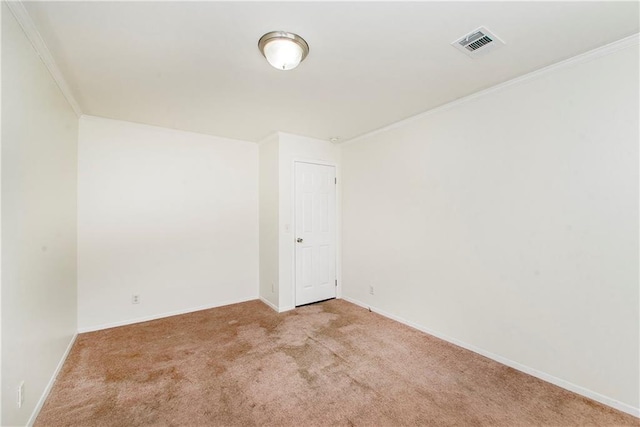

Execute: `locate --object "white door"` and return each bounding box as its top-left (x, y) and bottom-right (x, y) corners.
top-left (295, 162), bottom-right (336, 306)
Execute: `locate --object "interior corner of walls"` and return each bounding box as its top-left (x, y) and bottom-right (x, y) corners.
top-left (258, 131), bottom-right (280, 146)
top-left (79, 114), bottom-right (94, 123)
top-left (259, 296), bottom-right (279, 312)
top-left (26, 333), bottom-right (78, 426)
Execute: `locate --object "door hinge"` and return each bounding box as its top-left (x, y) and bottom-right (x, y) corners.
top-left (335, 177), bottom-right (337, 184)
top-left (335, 279), bottom-right (338, 287)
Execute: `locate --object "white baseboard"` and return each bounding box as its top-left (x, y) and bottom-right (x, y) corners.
top-left (78, 296), bottom-right (258, 333)
top-left (27, 333), bottom-right (78, 426)
top-left (258, 297), bottom-right (296, 314)
top-left (340, 296), bottom-right (639, 418)
top-left (278, 305), bottom-right (295, 313)
top-left (259, 296), bottom-right (279, 312)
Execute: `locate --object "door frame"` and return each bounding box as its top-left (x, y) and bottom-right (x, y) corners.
top-left (291, 159), bottom-right (340, 307)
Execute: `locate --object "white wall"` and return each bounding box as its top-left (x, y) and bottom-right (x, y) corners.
top-left (258, 132), bottom-right (341, 311)
top-left (259, 134), bottom-right (279, 309)
top-left (1, 4), bottom-right (79, 425)
top-left (278, 133), bottom-right (341, 311)
top-left (342, 42), bottom-right (639, 412)
top-left (78, 116), bottom-right (258, 331)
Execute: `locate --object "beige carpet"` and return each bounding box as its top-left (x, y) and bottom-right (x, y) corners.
top-left (36, 299), bottom-right (636, 426)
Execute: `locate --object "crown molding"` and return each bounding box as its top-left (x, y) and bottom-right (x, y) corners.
top-left (5, 0), bottom-right (83, 117)
top-left (343, 32), bottom-right (640, 146)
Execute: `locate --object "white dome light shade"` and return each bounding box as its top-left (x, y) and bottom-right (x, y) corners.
top-left (259, 31), bottom-right (309, 71)
top-left (264, 39), bottom-right (303, 70)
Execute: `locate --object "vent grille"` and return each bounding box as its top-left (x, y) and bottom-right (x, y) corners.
top-left (452, 27), bottom-right (504, 58)
top-left (463, 34), bottom-right (493, 51)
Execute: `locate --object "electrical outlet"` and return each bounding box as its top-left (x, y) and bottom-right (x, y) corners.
top-left (369, 286), bottom-right (374, 295)
top-left (131, 294), bottom-right (140, 304)
top-left (18, 381), bottom-right (24, 408)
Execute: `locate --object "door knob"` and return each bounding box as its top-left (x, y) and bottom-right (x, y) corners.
top-left (296, 238), bottom-right (303, 243)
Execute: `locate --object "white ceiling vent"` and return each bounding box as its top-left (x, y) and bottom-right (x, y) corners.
top-left (452, 27), bottom-right (505, 58)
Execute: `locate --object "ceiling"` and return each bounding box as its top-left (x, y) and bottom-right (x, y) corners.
top-left (23, 1), bottom-right (639, 143)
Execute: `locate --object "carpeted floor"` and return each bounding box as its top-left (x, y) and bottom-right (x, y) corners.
top-left (36, 299), bottom-right (636, 426)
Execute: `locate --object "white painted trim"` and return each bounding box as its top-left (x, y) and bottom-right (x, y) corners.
top-left (340, 296), bottom-right (640, 418)
top-left (78, 296), bottom-right (257, 333)
top-left (27, 333), bottom-right (78, 426)
top-left (278, 305), bottom-right (295, 313)
top-left (255, 297), bottom-right (296, 313)
top-left (259, 296), bottom-right (279, 312)
top-left (343, 33), bottom-right (640, 146)
top-left (5, 0), bottom-right (83, 117)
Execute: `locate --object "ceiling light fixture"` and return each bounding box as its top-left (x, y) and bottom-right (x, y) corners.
top-left (258, 31), bottom-right (309, 71)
